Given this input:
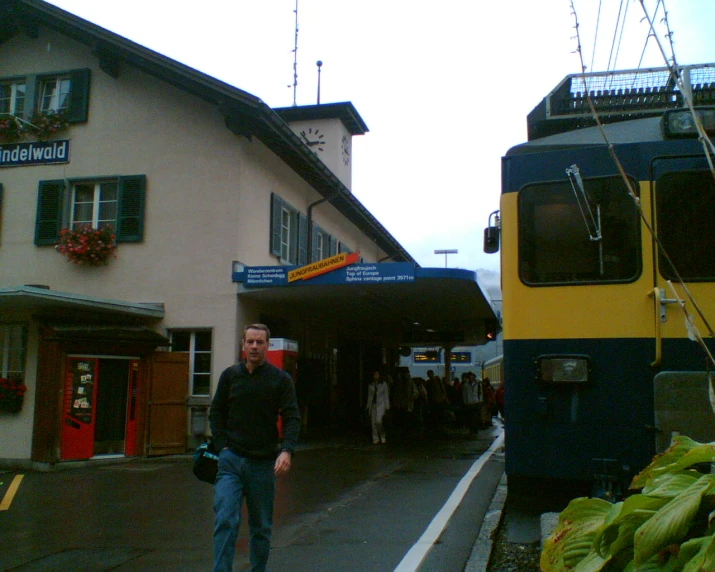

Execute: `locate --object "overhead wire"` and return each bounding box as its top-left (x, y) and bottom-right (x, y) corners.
top-left (568, 0), bottom-right (715, 368)
top-left (606, 0), bottom-right (625, 72)
top-left (589, 0), bottom-right (603, 73)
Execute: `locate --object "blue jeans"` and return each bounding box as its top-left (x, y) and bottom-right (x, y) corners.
top-left (213, 449), bottom-right (276, 572)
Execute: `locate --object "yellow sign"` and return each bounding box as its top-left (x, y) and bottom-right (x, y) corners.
top-left (288, 252), bottom-right (359, 283)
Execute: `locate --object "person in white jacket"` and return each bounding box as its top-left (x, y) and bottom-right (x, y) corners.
top-left (366, 371), bottom-right (390, 444)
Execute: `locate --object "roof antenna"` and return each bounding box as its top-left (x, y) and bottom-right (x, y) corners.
top-left (290, 0), bottom-right (299, 106)
top-left (316, 60), bottom-right (322, 104)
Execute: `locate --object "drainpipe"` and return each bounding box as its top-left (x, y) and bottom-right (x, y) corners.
top-left (307, 192), bottom-right (339, 263)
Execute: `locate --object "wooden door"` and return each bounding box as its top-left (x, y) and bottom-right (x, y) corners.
top-left (146, 352), bottom-right (189, 456)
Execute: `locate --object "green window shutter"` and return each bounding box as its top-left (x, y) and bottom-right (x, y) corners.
top-left (35, 179), bottom-right (65, 245)
top-left (329, 236), bottom-right (337, 256)
top-left (116, 175), bottom-right (145, 242)
top-left (0, 183), bottom-right (3, 213)
top-left (311, 224), bottom-right (321, 262)
top-left (339, 241), bottom-right (352, 254)
top-left (298, 213), bottom-right (308, 265)
top-left (270, 193), bottom-right (282, 257)
top-left (67, 68), bottom-right (90, 123)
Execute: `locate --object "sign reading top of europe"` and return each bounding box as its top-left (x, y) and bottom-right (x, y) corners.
top-left (0, 140), bottom-right (70, 168)
top-left (233, 261), bottom-right (415, 288)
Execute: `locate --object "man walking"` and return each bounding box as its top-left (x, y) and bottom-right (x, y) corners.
top-left (462, 372), bottom-right (483, 437)
top-left (209, 324), bottom-right (300, 572)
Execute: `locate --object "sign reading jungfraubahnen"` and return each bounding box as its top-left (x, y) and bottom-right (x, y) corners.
top-left (233, 259), bottom-right (416, 288)
top-left (0, 140), bottom-right (70, 168)
top-left (288, 252), bottom-right (359, 282)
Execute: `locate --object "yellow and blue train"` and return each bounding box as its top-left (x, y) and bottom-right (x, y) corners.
top-left (485, 64), bottom-right (715, 491)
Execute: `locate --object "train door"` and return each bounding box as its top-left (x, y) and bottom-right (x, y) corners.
top-left (650, 156), bottom-right (715, 452)
top-left (60, 356), bottom-right (140, 460)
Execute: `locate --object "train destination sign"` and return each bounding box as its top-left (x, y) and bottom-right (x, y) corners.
top-left (233, 259), bottom-right (415, 288)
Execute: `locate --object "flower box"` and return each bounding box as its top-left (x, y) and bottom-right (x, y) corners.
top-left (55, 224), bottom-right (118, 266)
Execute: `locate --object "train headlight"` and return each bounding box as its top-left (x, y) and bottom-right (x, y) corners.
top-left (662, 107), bottom-right (715, 138)
top-left (536, 355), bottom-right (590, 383)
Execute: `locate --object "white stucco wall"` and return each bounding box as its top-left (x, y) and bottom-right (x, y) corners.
top-left (0, 26), bottom-right (391, 460)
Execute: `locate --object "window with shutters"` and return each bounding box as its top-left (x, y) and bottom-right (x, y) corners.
top-left (0, 80), bottom-right (25, 116)
top-left (311, 223), bottom-right (333, 263)
top-left (34, 175), bottom-right (145, 245)
top-left (0, 69), bottom-right (90, 123)
top-left (270, 193), bottom-right (307, 265)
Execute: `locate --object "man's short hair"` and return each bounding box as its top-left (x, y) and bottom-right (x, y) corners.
top-left (242, 323), bottom-right (271, 343)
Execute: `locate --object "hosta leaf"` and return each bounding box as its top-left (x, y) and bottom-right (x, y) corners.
top-left (595, 496), bottom-right (665, 558)
top-left (572, 548), bottom-right (610, 571)
top-left (675, 536), bottom-right (711, 571)
top-left (681, 534), bottom-right (715, 571)
top-left (541, 497), bottom-right (613, 571)
top-left (631, 437), bottom-right (715, 489)
top-left (634, 475), bottom-right (715, 565)
top-left (643, 472), bottom-right (701, 498)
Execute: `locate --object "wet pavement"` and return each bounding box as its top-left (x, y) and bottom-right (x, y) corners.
top-left (1, 423), bottom-right (509, 571)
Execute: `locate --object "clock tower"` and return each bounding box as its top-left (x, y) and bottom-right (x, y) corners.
top-left (273, 102), bottom-right (368, 191)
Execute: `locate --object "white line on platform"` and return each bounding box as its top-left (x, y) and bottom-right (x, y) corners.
top-left (393, 433), bottom-right (505, 572)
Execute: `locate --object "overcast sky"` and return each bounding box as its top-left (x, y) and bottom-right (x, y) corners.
top-left (46, 0), bottom-right (715, 280)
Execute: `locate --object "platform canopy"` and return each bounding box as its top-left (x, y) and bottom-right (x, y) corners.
top-left (233, 261), bottom-right (498, 346)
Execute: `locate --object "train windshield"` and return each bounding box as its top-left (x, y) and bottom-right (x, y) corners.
top-left (518, 175), bottom-right (641, 285)
top-left (656, 170), bottom-right (715, 281)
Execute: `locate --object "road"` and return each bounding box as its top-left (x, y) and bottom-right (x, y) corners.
top-left (0, 425), bottom-right (504, 571)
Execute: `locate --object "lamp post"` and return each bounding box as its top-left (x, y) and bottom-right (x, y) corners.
top-left (434, 249), bottom-right (458, 268)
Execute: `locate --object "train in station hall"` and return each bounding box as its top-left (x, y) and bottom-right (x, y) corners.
top-left (484, 63), bottom-right (715, 495)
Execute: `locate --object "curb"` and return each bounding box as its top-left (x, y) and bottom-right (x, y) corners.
top-left (464, 472), bottom-right (507, 572)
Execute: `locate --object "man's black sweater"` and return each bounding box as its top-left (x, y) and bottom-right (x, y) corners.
top-left (209, 360), bottom-right (300, 458)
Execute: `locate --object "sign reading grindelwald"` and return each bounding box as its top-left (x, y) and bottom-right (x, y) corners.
top-left (0, 140), bottom-right (70, 168)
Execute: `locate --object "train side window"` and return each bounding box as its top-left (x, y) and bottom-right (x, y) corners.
top-left (518, 175), bottom-right (641, 285)
top-left (656, 170), bottom-right (715, 281)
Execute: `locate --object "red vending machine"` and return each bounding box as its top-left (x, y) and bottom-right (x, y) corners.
top-left (265, 338), bottom-right (298, 437)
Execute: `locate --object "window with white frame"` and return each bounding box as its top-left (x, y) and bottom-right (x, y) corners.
top-left (0, 80), bottom-right (25, 116)
top-left (39, 76), bottom-right (72, 113)
top-left (35, 175), bottom-right (146, 245)
top-left (71, 181), bottom-right (119, 230)
top-left (316, 232), bottom-right (324, 261)
top-left (270, 193), bottom-right (307, 265)
top-left (0, 69), bottom-right (90, 123)
top-left (170, 330), bottom-right (212, 396)
top-left (280, 207), bottom-right (292, 262)
top-left (1, 325), bottom-right (26, 382)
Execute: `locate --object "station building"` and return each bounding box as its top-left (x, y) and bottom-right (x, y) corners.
top-left (0, 0), bottom-right (496, 468)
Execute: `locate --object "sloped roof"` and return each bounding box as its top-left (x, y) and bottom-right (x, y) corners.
top-left (0, 0), bottom-right (415, 263)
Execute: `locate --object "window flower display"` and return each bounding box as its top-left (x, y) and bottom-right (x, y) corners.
top-left (55, 224), bottom-right (118, 266)
top-left (28, 110), bottom-right (70, 140)
top-left (0, 111), bottom-right (69, 142)
top-left (0, 115), bottom-right (25, 142)
top-left (0, 378), bottom-right (27, 413)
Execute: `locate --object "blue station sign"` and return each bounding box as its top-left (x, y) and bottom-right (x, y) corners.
top-left (233, 261), bottom-right (416, 288)
top-left (0, 139), bottom-right (70, 168)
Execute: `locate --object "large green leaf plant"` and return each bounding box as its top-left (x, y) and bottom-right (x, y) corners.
top-left (540, 436), bottom-right (715, 571)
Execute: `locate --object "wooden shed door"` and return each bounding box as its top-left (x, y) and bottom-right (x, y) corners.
top-left (147, 352), bottom-right (189, 455)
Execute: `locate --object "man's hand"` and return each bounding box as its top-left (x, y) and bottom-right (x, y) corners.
top-left (274, 451), bottom-right (291, 476)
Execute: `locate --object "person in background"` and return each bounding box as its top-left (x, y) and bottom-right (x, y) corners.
top-left (495, 380), bottom-right (505, 421)
top-left (481, 377), bottom-right (496, 428)
top-left (209, 324), bottom-right (300, 572)
top-left (366, 370), bottom-right (390, 444)
top-left (462, 372), bottom-right (482, 437)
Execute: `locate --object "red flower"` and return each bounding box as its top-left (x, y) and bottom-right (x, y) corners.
top-left (55, 224), bottom-right (118, 266)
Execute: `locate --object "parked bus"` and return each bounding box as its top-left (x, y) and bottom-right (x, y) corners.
top-left (484, 63), bottom-right (715, 492)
